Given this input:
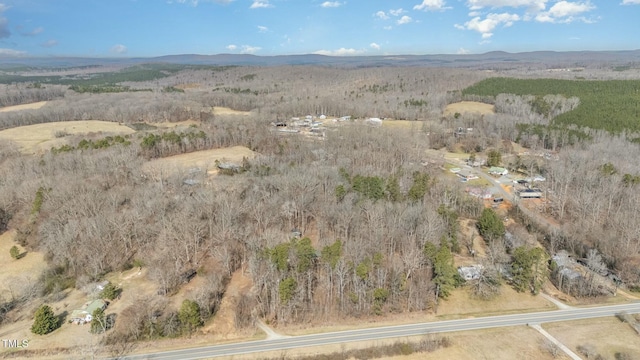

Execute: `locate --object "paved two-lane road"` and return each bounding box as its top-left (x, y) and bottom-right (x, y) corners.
top-left (120, 302), bottom-right (640, 360)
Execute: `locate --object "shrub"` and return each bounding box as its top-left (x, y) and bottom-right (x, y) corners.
top-left (178, 299), bottom-right (202, 333)
top-left (31, 304), bottom-right (58, 335)
top-left (9, 245), bottom-right (20, 259)
top-left (90, 307), bottom-right (106, 334)
top-left (100, 283), bottom-right (121, 301)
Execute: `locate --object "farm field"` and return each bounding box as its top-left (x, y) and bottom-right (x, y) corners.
top-left (0, 120), bottom-right (135, 153)
top-left (142, 145), bottom-right (256, 175)
top-left (0, 101), bottom-right (48, 112)
top-left (443, 101), bottom-right (495, 117)
top-left (213, 107), bottom-right (252, 116)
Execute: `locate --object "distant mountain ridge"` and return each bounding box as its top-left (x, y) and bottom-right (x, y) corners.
top-left (1, 50), bottom-right (639, 69)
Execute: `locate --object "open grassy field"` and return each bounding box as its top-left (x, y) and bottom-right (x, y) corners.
top-left (544, 317), bottom-right (640, 359)
top-left (0, 101), bottom-right (48, 112)
top-left (0, 230), bottom-right (48, 299)
top-left (0, 120), bottom-right (135, 154)
top-left (213, 107), bottom-right (252, 116)
top-left (142, 146), bottom-right (256, 175)
top-left (380, 119), bottom-right (425, 129)
top-left (444, 101), bottom-right (495, 117)
top-left (152, 119), bottom-right (200, 128)
top-left (437, 285), bottom-right (554, 319)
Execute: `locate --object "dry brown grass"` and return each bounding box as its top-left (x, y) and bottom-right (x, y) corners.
top-left (0, 101), bottom-right (47, 112)
top-left (218, 327), bottom-right (564, 360)
top-left (544, 317), bottom-right (640, 359)
top-left (152, 119), bottom-right (200, 128)
top-left (444, 101), bottom-right (495, 117)
top-left (0, 230), bottom-right (48, 296)
top-left (213, 107), bottom-right (252, 116)
top-left (437, 285), bottom-right (554, 319)
top-left (173, 83), bottom-right (201, 90)
top-left (142, 146), bottom-right (256, 176)
top-left (201, 269), bottom-right (253, 338)
top-left (381, 120), bottom-right (424, 129)
top-left (0, 120), bottom-right (135, 154)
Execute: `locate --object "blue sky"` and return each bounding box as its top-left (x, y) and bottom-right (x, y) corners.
top-left (0, 0), bottom-right (638, 57)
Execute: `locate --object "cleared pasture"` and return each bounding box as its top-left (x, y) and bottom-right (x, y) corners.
top-left (0, 230), bottom-right (47, 300)
top-left (142, 146), bottom-right (256, 175)
top-left (0, 101), bottom-right (48, 112)
top-left (0, 120), bottom-right (135, 154)
top-left (444, 101), bottom-right (495, 117)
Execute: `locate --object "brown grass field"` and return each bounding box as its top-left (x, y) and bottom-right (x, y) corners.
top-left (152, 119), bottom-right (200, 128)
top-left (0, 230), bottom-right (48, 298)
top-left (0, 120), bottom-right (135, 154)
top-left (381, 119), bottom-right (425, 129)
top-left (0, 101), bottom-right (47, 113)
top-left (213, 107), bottom-right (252, 116)
top-left (444, 101), bottom-right (495, 117)
top-left (142, 146), bottom-right (256, 175)
top-left (544, 317), bottom-right (640, 358)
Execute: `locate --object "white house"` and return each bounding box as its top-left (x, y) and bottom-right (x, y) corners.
top-left (70, 299), bottom-right (107, 325)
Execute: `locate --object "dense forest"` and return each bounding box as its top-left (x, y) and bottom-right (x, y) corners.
top-left (463, 77), bottom-right (640, 133)
top-left (1, 63), bottom-right (640, 355)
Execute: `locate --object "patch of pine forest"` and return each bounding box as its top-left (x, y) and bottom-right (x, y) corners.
top-left (462, 78), bottom-right (640, 134)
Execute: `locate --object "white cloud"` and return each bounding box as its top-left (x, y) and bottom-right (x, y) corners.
top-left (456, 12), bottom-right (520, 38)
top-left (41, 39), bottom-right (58, 48)
top-left (389, 8), bottom-right (405, 16)
top-left (321, 1), bottom-right (343, 8)
top-left (413, 0), bottom-right (449, 11)
top-left (226, 44), bottom-right (237, 50)
top-left (314, 48), bottom-right (365, 56)
top-left (622, 0), bottom-right (640, 4)
top-left (549, 1), bottom-right (593, 16)
top-left (535, 1), bottom-right (594, 23)
top-left (0, 48), bottom-right (26, 57)
top-left (110, 44), bottom-right (128, 54)
top-left (466, 0), bottom-right (547, 11)
top-left (383, 25), bottom-right (393, 30)
top-left (375, 11), bottom-right (389, 20)
top-left (250, 1), bottom-right (273, 8)
top-left (257, 25), bottom-right (268, 33)
top-left (397, 15), bottom-right (413, 25)
top-left (457, 47), bottom-right (471, 54)
top-left (240, 45), bottom-right (261, 54)
top-left (370, 42), bottom-right (381, 50)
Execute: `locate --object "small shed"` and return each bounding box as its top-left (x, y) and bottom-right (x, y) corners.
top-left (458, 169), bottom-right (478, 181)
top-left (489, 167), bottom-right (509, 176)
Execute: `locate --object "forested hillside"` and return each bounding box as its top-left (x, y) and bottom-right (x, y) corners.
top-left (0, 62), bottom-right (640, 357)
top-left (463, 77), bottom-right (640, 133)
